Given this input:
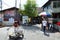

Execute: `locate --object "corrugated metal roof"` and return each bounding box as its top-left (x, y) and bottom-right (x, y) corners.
top-left (0, 7), bottom-right (18, 12)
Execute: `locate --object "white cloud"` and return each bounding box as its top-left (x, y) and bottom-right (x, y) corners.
top-left (0, 0), bottom-right (49, 10)
top-left (2, 0), bottom-right (15, 10)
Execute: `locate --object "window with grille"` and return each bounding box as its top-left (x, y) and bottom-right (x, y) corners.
top-left (53, 1), bottom-right (60, 8)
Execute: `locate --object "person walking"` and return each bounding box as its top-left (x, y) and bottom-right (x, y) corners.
top-left (42, 18), bottom-right (47, 34)
top-left (48, 18), bottom-right (53, 32)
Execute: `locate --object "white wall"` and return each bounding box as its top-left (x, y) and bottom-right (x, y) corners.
top-left (53, 8), bottom-right (60, 13)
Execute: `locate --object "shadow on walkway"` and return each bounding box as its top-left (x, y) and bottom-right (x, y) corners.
top-left (21, 25), bottom-right (59, 33)
top-left (22, 25), bottom-right (51, 37)
top-left (21, 25), bottom-right (41, 32)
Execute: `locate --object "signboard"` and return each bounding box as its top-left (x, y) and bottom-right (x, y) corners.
top-left (0, 14), bottom-right (3, 22)
top-left (22, 16), bottom-right (28, 24)
top-left (9, 17), bottom-right (14, 23)
top-left (5, 10), bottom-right (15, 16)
top-left (0, 14), bottom-right (3, 18)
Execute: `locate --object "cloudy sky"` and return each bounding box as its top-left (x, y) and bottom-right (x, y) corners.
top-left (0, 0), bottom-right (48, 10)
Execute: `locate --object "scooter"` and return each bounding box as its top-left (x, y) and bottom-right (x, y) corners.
top-left (7, 28), bottom-right (24, 40)
top-left (9, 32), bottom-right (24, 40)
top-left (8, 21), bottom-right (24, 40)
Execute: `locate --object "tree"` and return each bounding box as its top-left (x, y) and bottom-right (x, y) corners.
top-left (24, 0), bottom-right (38, 17)
top-left (18, 9), bottom-right (25, 15)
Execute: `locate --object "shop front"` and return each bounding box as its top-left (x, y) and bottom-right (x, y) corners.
top-left (52, 13), bottom-right (60, 31)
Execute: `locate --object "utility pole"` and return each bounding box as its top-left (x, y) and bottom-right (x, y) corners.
top-left (15, 0), bottom-right (17, 14)
top-left (15, 0), bottom-right (17, 21)
top-left (15, 0), bottom-right (17, 8)
top-left (0, 0), bottom-right (2, 11)
top-left (20, 0), bottom-right (21, 10)
top-left (14, 0), bottom-right (18, 35)
top-left (0, 0), bottom-right (2, 26)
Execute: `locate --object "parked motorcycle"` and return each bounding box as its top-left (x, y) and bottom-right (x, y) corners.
top-left (9, 31), bottom-right (24, 40)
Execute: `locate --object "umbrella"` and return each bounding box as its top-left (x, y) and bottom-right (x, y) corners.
top-left (39, 11), bottom-right (52, 16)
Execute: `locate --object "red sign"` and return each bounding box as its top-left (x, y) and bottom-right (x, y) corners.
top-left (5, 10), bottom-right (15, 16)
top-left (56, 22), bottom-right (60, 26)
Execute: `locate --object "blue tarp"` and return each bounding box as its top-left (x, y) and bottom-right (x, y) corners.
top-left (46, 11), bottom-right (51, 16)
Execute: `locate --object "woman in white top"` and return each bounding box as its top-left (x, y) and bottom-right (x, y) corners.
top-left (42, 19), bottom-right (47, 34)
